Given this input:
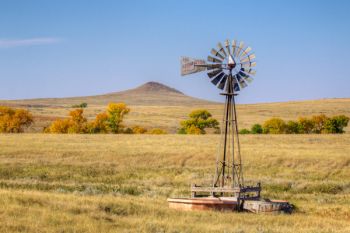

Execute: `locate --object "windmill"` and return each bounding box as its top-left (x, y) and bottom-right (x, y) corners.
top-left (181, 39), bottom-right (261, 203)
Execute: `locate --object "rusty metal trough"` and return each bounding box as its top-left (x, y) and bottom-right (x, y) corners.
top-left (167, 197), bottom-right (238, 211)
top-left (167, 197), bottom-right (293, 214)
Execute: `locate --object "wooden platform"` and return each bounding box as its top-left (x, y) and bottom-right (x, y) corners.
top-left (190, 184), bottom-right (261, 199)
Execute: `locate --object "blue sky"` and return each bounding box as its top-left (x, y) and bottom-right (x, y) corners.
top-left (0, 0), bottom-right (349, 103)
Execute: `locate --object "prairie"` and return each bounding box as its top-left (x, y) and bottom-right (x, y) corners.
top-left (0, 134), bottom-right (349, 232)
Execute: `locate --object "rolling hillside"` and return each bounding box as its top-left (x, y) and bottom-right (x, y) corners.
top-left (0, 81), bottom-right (216, 107)
top-left (0, 81), bottom-right (349, 133)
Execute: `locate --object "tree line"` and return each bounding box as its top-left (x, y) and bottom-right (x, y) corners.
top-left (0, 103), bottom-right (167, 134)
top-left (239, 115), bottom-right (349, 134)
top-left (1, 105), bottom-right (348, 134)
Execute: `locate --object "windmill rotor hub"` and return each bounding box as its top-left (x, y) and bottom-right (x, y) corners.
top-left (228, 63), bottom-right (236, 69)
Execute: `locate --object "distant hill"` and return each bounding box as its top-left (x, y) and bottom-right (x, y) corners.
top-left (0, 81), bottom-right (216, 107)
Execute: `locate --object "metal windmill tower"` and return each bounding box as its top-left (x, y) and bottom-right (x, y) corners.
top-left (181, 39), bottom-right (261, 200)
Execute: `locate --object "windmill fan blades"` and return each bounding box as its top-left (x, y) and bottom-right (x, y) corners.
top-left (239, 71), bottom-right (248, 77)
top-left (248, 54), bottom-right (256, 60)
top-left (244, 76), bottom-right (254, 83)
top-left (207, 69), bottom-right (223, 78)
top-left (225, 39), bottom-right (231, 55)
top-left (241, 67), bottom-right (256, 76)
top-left (211, 48), bottom-right (225, 60)
top-left (207, 55), bottom-right (222, 63)
top-left (242, 61), bottom-right (257, 69)
top-left (211, 72), bottom-right (225, 85)
top-left (217, 74), bottom-right (228, 90)
top-left (236, 74), bottom-right (248, 88)
top-left (233, 77), bottom-right (240, 92)
top-left (241, 53), bottom-right (256, 63)
top-left (240, 47), bottom-right (252, 57)
top-left (180, 39), bottom-right (257, 94)
top-left (238, 41), bottom-right (245, 53)
top-left (235, 41), bottom-right (245, 57)
top-left (247, 69), bottom-right (256, 76)
top-left (231, 40), bottom-right (237, 56)
top-left (217, 42), bottom-right (227, 57)
top-left (250, 61), bottom-right (257, 67)
top-left (240, 71), bottom-right (255, 83)
top-left (234, 83), bottom-right (240, 91)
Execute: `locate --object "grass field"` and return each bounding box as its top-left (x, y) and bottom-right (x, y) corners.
top-left (0, 134), bottom-right (349, 232)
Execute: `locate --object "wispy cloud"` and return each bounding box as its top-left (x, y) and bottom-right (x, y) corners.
top-left (0, 37), bottom-right (61, 48)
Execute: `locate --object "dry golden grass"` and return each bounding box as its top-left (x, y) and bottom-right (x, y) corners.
top-left (0, 134), bottom-right (349, 232)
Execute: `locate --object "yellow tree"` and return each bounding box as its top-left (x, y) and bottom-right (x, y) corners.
top-left (263, 118), bottom-right (286, 134)
top-left (178, 109), bottom-right (219, 134)
top-left (0, 106), bottom-right (33, 133)
top-left (47, 119), bottom-right (71, 133)
top-left (88, 112), bottom-right (109, 133)
top-left (106, 103), bottom-right (130, 133)
top-left (311, 114), bottom-right (328, 133)
top-left (298, 117), bottom-right (314, 134)
top-left (46, 109), bottom-right (87, 133)
top-left (67, 109), bottom-right (88, 133)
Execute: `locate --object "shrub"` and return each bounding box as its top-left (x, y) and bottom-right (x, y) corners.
top-left (311, 114), bottom-right (329, 133)
top-left (123, 127), bottom-right (133, 134)
top-left (298, 117), bottom-right (314, 134)
top-left (177, 128), bottom-right (186, 134)
top-left (72, 103), bottom-right (88, 108)
top-left (285, 120), bottom-right (300, 134)
top-left (179, 109), bottom-right (219, 134)
top-left (323, 115), bottom-right (349, 134)
top-left (239, 129), bottom-right (250, 134)
top-left (148, 128), bottom-right (167, 134)
top-left (46, 109), bottom-right (87, 133)
top-left (47, 119), bottom-right (71, 133)
top-left (251, 114), bottom-right (349, 135)
top-left (132, 126), bottom-right (147, 134)
top-left (0, 106), bottom-right (33, 133)
top-left (251, 124), bottom-right (263, 134)
top-left (186, 125), bottom-right (202, 134)
top-left (67, 109), bottom-right (88, 133)
top-left (263, 118), bottom-right (286, 134)
top-left (88, 113), bottom-right (109, 133)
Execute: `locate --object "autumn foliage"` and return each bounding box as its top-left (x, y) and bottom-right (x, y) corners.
top-left (0, 106), bottom-right (33, 133)
top-left (88, 113), bottom-right (109, 133)
top-left (178, 109), bottom-right (219, 134)
top-left (45, 102), bottom-right (137, 134)
top-left (240, 114), bottom-right (349, 134)
top-left (45, 108), bottom-right (88, 134)
top-left (106, 103), bottom-right (130, 133)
